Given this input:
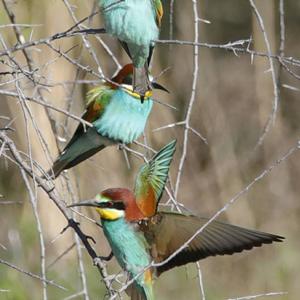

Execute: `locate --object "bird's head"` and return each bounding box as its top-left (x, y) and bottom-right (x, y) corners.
top-left (110, 64), bottom-right (169, 100)
top-left (68, 188), bottom-right (144, 222)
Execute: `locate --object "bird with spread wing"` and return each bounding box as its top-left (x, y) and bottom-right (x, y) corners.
top-left (69, 140), bottom-right (284, 300)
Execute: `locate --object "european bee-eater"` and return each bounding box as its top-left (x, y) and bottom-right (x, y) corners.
top-left (69, 141), bottom-right (284, 300)
top-left (99, 0), bottom-right (163, 97)
top-left (48, 64), bottom-right (166, 178)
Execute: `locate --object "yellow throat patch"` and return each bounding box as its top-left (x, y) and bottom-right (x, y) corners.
top-left (95, 207), bottom-right (124, 221)
top-left (122, 85), bottom-right (153, 100)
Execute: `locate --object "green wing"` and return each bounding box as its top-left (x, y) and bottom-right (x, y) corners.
top-left (134, 140), bottom-right (176, 217)
top-left (65, 85), bottom-right (113, 149)
top-left (142, 211), bottom-right (284, 276)
top-left (151, 0), bottom-right (163, 27)
top-left (48, 85), bottom-right (114, 177)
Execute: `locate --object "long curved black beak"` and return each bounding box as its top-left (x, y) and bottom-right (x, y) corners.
top-left (152, 82), bottom-right (170, 93)
top-left (68, 200), bottom-right (101, 208)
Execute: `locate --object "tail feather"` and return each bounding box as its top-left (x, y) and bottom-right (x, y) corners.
top-left (47, 145), bottom-right (105, 178)
top-left (127, 284), bottom-right (154, 300)
top-left (133, 65), bottom-right (151, 97)
top-left (118, 40), bottom-right (152, 97)
top-left (46, 158), bottom-right (69, 179)
top-left (45, 128), bottom-right (110, 178)
top-left (126, 269), bottom-right (154, 300)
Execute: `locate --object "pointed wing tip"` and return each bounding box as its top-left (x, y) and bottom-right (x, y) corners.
top-left (150, 139), bottom-right (177, 165)
top-left (168, 139), bottom-right (177, 147)
top-left (160, 139), bottom-right (177, 155)
top-left (256, 232), bottom-right (285, 245)
top-left (230, 233), bottom-right (285, 252)
top-left (169, 139), bottom-right (177, 148)
top-left (272, 234), bottom-right (285, 243)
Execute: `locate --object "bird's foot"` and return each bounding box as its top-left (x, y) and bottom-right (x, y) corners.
top-left (118, 143), bottom-right (125, 151)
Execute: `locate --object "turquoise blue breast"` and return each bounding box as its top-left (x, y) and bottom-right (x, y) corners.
top-left (93, 89), bottom-right (153, 143)
top-left (102, 218), bottom-right (151, 286)
top-left (100, 0), bottom-right (158, 46)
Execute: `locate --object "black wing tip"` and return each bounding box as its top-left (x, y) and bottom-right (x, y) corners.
top-left (254, 232), bottom-right (285, 244)
top-left (157, 236), bottom-right (285, 275)
top-left (156, 233), bottom-right (285, 276)
top-left (220, 233), bottom-right (285, 255)
top-left (271, 235), bottom-right (285, 242)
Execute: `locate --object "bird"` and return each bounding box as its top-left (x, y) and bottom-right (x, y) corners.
top-left (98, 0), bottom-right (164, 98)
top-left (47, 64), bottom-right (167, 178)
top-left (69, 140), bottom-right (284, 300)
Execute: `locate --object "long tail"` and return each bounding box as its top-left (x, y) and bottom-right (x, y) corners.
top-left (127, 269), bottom-right (154, 300)
top-left (127, 284), bottom-right (154, 300)
top-left (46, 128), bottom-right (108, 178)
top-left (118, 41), bottom-right (152, 97)
top-left (47, 145), bottom-right (105, 178)
top-left (133, 64), bottom-right (151, 98)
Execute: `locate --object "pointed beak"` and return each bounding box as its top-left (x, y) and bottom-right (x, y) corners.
top-left (152, 82), bottom-right (170, 93)
top-left (67, 200), bottom-right (101, 208)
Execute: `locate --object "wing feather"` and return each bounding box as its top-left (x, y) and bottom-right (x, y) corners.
top-left (151, 0), bottom-right (163, 27)
top-left (64, 86), bottom-right (112, 150)
top-left (134, 140), bottom-right (176, 217)
top-left (141, 212), bottom-right (284, 276)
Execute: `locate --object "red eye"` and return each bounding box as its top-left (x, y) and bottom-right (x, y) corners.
top-left (107, 202), bottom-right (113, 207)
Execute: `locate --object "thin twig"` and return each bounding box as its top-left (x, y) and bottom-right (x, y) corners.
top-left (227, 291), bottom-right (288, 300)
top-left (249, 0), bottom-right (279, 147)
top-left (0, 258), bottom-right (67, 291)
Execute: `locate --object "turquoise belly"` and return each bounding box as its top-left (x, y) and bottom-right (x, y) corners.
top-left (100, 0), bottom-right (158, 45)
top-left (94, 89), bottom-right (153, 143)
top-left (102, 218), bottom-right (151, 283)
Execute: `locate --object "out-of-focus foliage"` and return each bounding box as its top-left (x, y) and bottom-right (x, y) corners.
top-left (0, 0), bottom-right (299, 299)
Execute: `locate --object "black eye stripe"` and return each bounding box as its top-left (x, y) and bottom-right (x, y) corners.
top-left (101, 201), bottom-right (125, 210)
top-left (123, 75), bottom-right (133, 85)
top-left (112, 202), bottom-right (125, 210)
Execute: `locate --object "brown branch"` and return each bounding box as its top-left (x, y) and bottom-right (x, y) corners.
top-left (0, 258), bottom-right (67, 291)
top-left (0, 130), bottom-right (116, 297)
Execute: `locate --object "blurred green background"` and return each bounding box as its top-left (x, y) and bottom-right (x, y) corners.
top-left (1, 0), bottom-right (300, 299)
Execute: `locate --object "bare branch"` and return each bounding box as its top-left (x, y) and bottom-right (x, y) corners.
top-left (0, 258), bottom-right (67, 291)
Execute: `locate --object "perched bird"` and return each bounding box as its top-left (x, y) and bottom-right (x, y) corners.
top-left (48, 64), bottom-right (167, 178)
top-left (69, 141), bottom-right (284, 300)
top-left (98, 0), bottom-right (163, 97)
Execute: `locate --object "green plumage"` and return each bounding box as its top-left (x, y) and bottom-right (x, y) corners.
top-left (48, 81), bottom-right (153, 178)
top-left (99, 0), bottom-right (160, 67)
top-left (134, 140), bottom-right (176, 216)
top-left (99, 0), bottom-right (163, 95)
top-left (102, 218), bottom-right (154, 300)
top-left (69, 140), bottom-right (284, 299)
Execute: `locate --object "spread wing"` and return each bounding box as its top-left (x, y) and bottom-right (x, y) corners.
top-left (134, 140), bottom-right (176, 217)
top-left (141, 212), bottom-right (284, 276)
